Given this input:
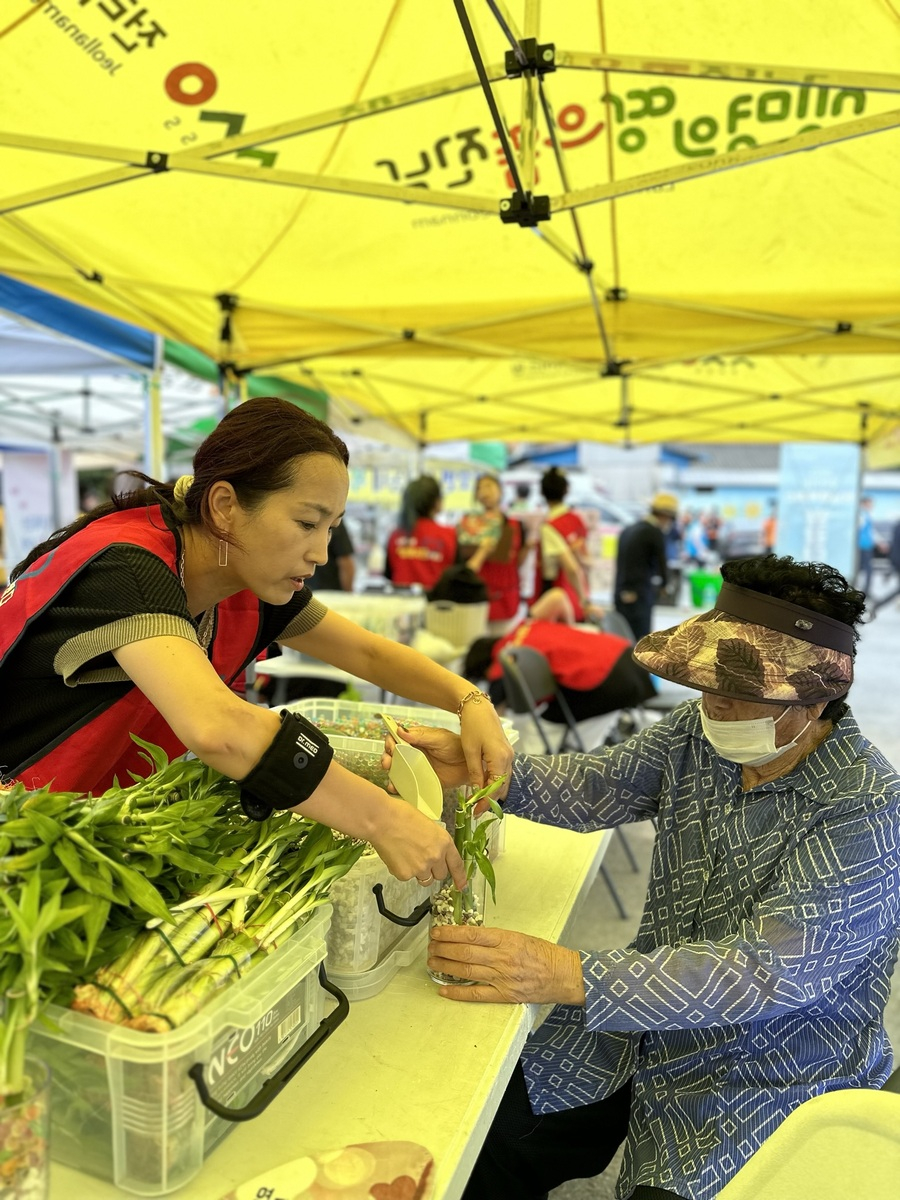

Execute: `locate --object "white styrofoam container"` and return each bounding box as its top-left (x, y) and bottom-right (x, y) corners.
top-left (31, 907), bottom-right (335, 1196)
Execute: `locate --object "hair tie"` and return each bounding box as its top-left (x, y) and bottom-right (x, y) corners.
top-left (170, 474), bottom-right (194, 521)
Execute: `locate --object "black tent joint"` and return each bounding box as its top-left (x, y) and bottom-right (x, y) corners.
top-left (601, 360), bottom-right (629, 377)
top-left (75, 268), bottom-right (104, 284)
top-left (504, 39), bottom-right (556, 79)
top-left (605, 287), bottom-right (628, 302)
top-left (216, 293), bottom-right (238, 344)
top-left (576, 258), bottom-right (595, 274)
top-left (834, 321), bottom-right (853, 334)
top-left (402, 329), bottom-right (416, 340)
top-left (499, 192), bottom-right (550, 226)
top-left (143, 151), bottom-right (169, 173)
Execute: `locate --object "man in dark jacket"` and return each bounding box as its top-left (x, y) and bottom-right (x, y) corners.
top-left (870, 518), bottom-right (900, 616)
top-left (613, 493), bottom-right (678, 640)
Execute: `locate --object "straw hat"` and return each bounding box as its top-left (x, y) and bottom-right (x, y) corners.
top-left (633, 581), bottom-right (854, 703)
top-left (649, 492), bottom-right (679, 517)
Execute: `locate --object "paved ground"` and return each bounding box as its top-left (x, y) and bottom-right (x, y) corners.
top-left (534, 595), bottom-right (900, 1200)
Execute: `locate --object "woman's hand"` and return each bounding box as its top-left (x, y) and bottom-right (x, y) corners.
top-left (369, 793), bottom-right (467, 890)
top-left (428, 925), bottom-right (586, 1005)
top-left (381, 724), bottom-right (470, 790)
top-left (458, 699), bottom-right (514, 798)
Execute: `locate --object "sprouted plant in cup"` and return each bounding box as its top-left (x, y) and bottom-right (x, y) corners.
top-left (431, 776), bottom-right (506, 928)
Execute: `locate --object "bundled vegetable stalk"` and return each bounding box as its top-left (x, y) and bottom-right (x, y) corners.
top-left (0, 739), bottom-right (363, 1109)
top-left (73, 821), bottom-right (362, 1031)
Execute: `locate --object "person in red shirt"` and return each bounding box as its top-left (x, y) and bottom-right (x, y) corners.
top-left (534, 467), bottom-right (591, 622)
top-left (457, 473), bottom-right (526, 630)
top-left (385, 475), bottom-right (457, 591)
top-left (464, 611), bottom-right (656, 723)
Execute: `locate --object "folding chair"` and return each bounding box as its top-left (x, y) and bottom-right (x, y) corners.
top-left (497, 644), bottom-right (637, 919)
top-left (498, 644), bottom-right (585, 754)
top-left (600, 610), bottom-right (696, 721)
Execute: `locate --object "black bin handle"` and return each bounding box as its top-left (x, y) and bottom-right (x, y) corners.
top-left (188, 962), bottom-right (349, 1122)
top-left (371, 882), bottom-right (432, 927)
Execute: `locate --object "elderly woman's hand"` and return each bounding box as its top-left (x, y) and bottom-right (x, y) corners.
top-left (428, 925), bottom-right (586, 1006)
top-left (381, 724), bottom-right (470, 790)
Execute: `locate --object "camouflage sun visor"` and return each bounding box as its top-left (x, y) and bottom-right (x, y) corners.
top-left (633, 609), bottom-right (853, 703)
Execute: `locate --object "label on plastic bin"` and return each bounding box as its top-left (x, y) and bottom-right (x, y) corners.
top-left (276, 1004), bottom-right (303, 1044)
top-left (218, 1140), bottom-right (435, 1200)
top-left (206, 976), bottom-right (310, 1106)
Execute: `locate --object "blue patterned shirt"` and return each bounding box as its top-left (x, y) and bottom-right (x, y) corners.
top-left (505, 701), bottom-right (900, 1200)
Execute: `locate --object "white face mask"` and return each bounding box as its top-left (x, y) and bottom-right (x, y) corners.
top-left (700, 705), bottom-right (812, 766)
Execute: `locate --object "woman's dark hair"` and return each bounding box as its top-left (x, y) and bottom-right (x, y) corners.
top-left (11, 397), bottom-right (349, 580)
top-left (720, 554), bottom-right (866, 721)
top-left (399, 475), bottom-right (442, 534)
top-left (540, 467), bottom-right (569, 503)
top-left (463, 636), bottom-right (500, 682)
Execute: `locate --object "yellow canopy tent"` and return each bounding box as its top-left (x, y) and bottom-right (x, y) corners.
top-left (1, 0), bottom-right (898, 449)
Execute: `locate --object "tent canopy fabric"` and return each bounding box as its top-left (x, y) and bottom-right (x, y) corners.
top-left (1, 0), bottom-right (898, 447)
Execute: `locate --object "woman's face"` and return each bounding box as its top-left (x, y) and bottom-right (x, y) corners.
top-left (476, 477), bottom-right (502, 510)
top-left (229, 453), bottom-right (349, 604)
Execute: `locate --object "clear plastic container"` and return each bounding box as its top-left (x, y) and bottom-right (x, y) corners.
top-left (283, 696), bottom-right (517, 742)
top-left (30, 908), bottom-right (333, 1197)
top-left (282, 698), bottom-right (517, 797)
top-left (329, 920), bottom-right (430, 1002)
top-left (326, 848), bottom-right (423, 973)
top-left (427, 871), bottom-right (488, 986)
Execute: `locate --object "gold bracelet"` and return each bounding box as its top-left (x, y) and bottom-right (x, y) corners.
top-left (456, 689), bottom-right (492, 720)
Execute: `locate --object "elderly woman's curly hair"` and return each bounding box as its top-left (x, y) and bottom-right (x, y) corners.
top-left (720, 555), bottom-right (866, 640)
top-left (720, 555), bottom-right (866, 722)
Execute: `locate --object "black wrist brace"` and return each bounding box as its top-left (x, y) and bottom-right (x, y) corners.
top-left (240, 711), bottom-right (334, 821)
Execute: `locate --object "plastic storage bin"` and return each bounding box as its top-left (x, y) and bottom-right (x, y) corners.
top-left (31, 907), bottom-right (338, 1197)
top-left (329, 919), bottom-right (430, 1002)
top-left (282, 696), bottom-right (518, 746)
top-left (326, 848), bottom-right (423, 974)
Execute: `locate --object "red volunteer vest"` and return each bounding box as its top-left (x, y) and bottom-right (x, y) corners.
top-left (488, 620), bottom-right (630, 694)
top-left (386, 518), bottom-right (457, 589)
top-left (0, 506), bottom-right (261, 794)
top-left (534, 509), bottom-right (589, 622)
top-left (479, 517), bottom-right (523, 621)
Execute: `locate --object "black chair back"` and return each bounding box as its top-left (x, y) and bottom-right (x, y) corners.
top-left (600, 610), bottom-right (637, 643)
top-left (498, 645), bottom-right (585, 753)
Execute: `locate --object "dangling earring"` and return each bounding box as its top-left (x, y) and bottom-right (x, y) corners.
top-left (218, 539), bottom-right (228, 567)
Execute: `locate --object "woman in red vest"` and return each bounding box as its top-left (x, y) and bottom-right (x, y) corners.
top-left (0, 398), bottom-right (513, 890)
top-left (463, 612), bottom-right (656, 723)
top-left (534, 467), bottom-right (591, 622)
top-left (457, 473), bottom-right (526, 630)
top-left (385, 475), bottom-right (457, 591)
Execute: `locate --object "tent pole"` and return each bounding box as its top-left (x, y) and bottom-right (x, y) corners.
top-left (144, 365), bottom-right (164, 481)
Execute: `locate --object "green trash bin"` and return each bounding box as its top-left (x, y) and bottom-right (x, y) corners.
top-left (688, 570), bottom-right (723, 608)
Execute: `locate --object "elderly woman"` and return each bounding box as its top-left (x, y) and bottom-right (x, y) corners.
top-left (389, 555), bottom-right (900, 1200)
